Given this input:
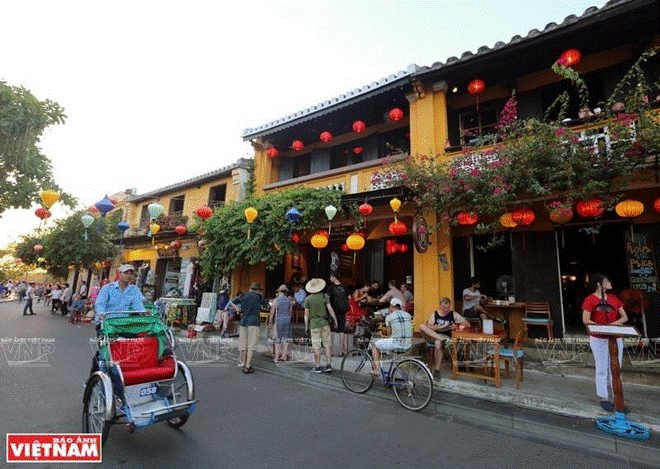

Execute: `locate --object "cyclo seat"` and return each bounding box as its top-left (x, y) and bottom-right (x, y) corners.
top-left (109, 336), bottom-right (175, 386)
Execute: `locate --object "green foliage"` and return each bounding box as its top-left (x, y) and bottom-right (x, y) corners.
top-left (385, 49), bottom-right (660, 235)
top-left (0, 81), bottom-right (75, 213)
top-left (200, 187), bottom-right (343, 279)
top-left (0, 257), bottom-right (31, 282)
top-left (17, 211), bottom-right (121, 278)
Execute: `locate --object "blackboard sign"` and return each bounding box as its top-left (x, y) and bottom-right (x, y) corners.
top-left (624, 230), bottom-right (658, 292)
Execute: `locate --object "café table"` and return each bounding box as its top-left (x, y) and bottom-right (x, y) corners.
top-left (450, 330), bottom-right (502, 388)
top-left (484, 301), bottom-right (525, 342)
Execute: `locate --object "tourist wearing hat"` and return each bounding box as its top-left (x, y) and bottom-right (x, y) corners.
top-left (304, 278), bottom-right (338, 373)
top-left (94, 264), bottom-right (145, 323)
top-left (234, 282), bottom-right (264, 374)
top-left (269, 284), bottom-right (294, 362)
top-left (371, 298), bottom-right (413, 376)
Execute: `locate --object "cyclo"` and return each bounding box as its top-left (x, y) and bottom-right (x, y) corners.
top-left (82, 311), bottom-right (196, 445)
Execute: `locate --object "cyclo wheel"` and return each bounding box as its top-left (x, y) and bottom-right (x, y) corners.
top-left (82, 374), bottom-right (114, 444)
top-left (167, 363), bottom-right (193, 428)
top-left (340, 349), bottom-right (375, 393)
top-left (392, 358), bottom-right (433, 411)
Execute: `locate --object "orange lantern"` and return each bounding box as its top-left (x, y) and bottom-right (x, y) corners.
top-left (615, 199), bottom-right (644, 218)
top-left (389, 220), bottom-right (407, 236)
top-left (549, 208), bottom-right (574, 224)
top-left (499, 212), bottom-right (517, 228)
top-left (576, 199), bottom-right (604, 218)
top-left (346, 233), bottom-right (366, 263)
top-left (311, 231), bottom-right (329, 261)
top-left (456, 211), bottom-right (478, 226)
top-left (244, 207), bottom-right (258, 239)
top-left (512, 208), bottom-right (535, 226)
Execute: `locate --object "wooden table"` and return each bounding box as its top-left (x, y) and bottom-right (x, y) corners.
top-left (484, 302), bottom-right (525, 342)
top-left (450, 331), bottom-right (502, 388)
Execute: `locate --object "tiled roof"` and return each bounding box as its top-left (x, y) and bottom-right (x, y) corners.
top-left (242, 0), bottom-right (641, 140)
top-left (128, 158), bottom-right (251, 202)
top-left (241, 65), bottom-right (419, 139)
top-left (413, 0), bottom-right (634, 76)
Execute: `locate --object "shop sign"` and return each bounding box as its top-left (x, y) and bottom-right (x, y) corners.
top-left (412, 215), bottom-right (430, 253)
top-left (625, 230), bottom-right (658, 292)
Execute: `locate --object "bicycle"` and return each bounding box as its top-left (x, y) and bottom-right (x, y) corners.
top-left (340, 343), bottom-right (433, 411)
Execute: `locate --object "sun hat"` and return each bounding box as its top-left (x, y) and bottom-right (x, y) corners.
top-left (250, 282), bottom-right (263, 291)
top-left (305, 278), bottom-right (326, 294)
top-left (390, 298), bottom-right (403, 308)
top-left (117, 264), bottom-right (135, 273)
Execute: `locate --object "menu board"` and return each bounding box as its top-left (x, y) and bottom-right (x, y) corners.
top-left (624, 230), bottom-right (658, 292)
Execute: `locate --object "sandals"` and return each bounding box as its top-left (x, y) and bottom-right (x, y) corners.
top-left (242, 366), bottom-right (255, 374)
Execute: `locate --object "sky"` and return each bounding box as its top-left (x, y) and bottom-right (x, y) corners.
top-left (0, 0), bottom-right (609, 248)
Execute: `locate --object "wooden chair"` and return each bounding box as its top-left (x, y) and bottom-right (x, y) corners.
top-left (486, 329), bottom-right (526, 388)
top-left (522, 301), bottom-right (553, 339)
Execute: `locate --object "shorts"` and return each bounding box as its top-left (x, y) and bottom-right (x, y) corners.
top-left (463, 307), bottom-right (479, 319)
top-left (333, 312), bottom-right (346, 332)
top-left (374, 338), bottom-right (411, 353)
top-left (310, 325), bottom-right (331, 351)
top-left (238, 325), bottom-right (259, 352)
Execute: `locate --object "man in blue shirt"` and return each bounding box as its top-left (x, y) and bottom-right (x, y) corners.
top-left (94, 264), bottom-right (145, 322)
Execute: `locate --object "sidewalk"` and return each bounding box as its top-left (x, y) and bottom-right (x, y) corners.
top-left (181, 327), bottom-right (660, 433)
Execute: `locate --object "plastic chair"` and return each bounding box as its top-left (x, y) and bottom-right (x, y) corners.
top-left (522, 301), bottom-right (553, 339)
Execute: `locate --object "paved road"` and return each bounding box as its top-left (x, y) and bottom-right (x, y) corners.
top-left (0, 300), bottom-right (651, 468)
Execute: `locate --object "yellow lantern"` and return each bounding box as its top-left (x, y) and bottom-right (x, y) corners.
top-left (40, 190), bottom-right (60, 209)
top-left (346, 233), bottom-right (366, 263)
top-left (311, 232), bottom-right (329, 261)
top-left (390, 197), bottom-right (402, 221)
top-left (549, 208), bottom-right (573, 225)
top-left (615, 199), bottom-right (644, 218)
top-left (499, 212), bottom-right (517, 228)
top-left (244, 206), bottom-right (258, 238)
top-left (150, 223), bottom-right (161, 234)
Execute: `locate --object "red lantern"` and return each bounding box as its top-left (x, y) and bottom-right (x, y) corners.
top-left (558, 49), bottom-right (581, 67)
top-left (468, 79), bottom-right (486, 95)
top-left (319, 131), bottom-right (333, 143)
top-left (33, 244), bottom-right (43, 253)
top-left (389, 220), bottom-right (407, 236)
top-left (175, 225), bottom-right (187, 236)
top-left (576, 199), bottom-right (604, 218)
top-left (266, 147), bottom-right (279, 159)
top-left (352, 120), bottom-right (366, 133)
top-left (290, 232), bottom-right (300, 244)
top-left (45, 210), bottom-right (52, 218)
top-left (654, 198), bottom-right (660, 213)
top-left (170, 240), bottom-right (182, 250)
top-left (358, 202), bottom-right (373, 217)
top-left (340, 243), bottom-right (349, 252)
top-left (456, 211), bottom-right (478, 226)
top-left (400, 244), bottom-right (409, 253)
top-left (388, 108), bottom-right (404, 122)
top-left (195, 206), bottom-right (213, 220)
top-left (291, 140), bottom-right (304, 151)
top-left (35, 207), bottom-right (49, 220)
top-left (353, 146), bottom-right (363, 155)
top-left (88, 206), bottom-right (100, 216)
top-left (512, 208), bottom-right (535, 226)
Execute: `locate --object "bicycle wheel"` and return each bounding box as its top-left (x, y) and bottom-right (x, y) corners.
top-left (392, 358), bottom-right (433, 411)
top-left (340, 349), bottom-right (375, 393)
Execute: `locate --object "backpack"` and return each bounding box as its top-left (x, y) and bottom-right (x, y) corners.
top-left (329, 284), bottom-right (349, 314)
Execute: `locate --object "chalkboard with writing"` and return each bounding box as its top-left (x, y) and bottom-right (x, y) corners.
top-left (624, 230), bottom-right (658, 292)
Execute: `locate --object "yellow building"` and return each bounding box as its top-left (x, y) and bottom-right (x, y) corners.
top-left (117, 159), bottom-right (250, 301)
top-left (242, 0), bottom-right (660, 337)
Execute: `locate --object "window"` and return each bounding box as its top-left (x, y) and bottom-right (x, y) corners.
top-left (169, 195), bottom-right (185, 215)
top-left (208, 184), bottom-right (226, 208)
top-left (459, 107), bottom-right (498, 145)
top-left (139, 205), bottom-right (150, 228)
top-left (293, 154), bottom-right (311, 178)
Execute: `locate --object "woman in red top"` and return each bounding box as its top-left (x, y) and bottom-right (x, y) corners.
top-left (346, 284), bottom-right (370, 328)
top-left (581, 273), bottom-right (628, 412)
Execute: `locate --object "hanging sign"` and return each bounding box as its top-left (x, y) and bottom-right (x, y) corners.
top-left (412, 215), bottom-right (429, 253)
top-left (624, 230), bottom-right (658, 292)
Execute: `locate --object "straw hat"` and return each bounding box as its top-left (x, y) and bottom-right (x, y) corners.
top-left (305, 278), bottom-right (326, 294)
